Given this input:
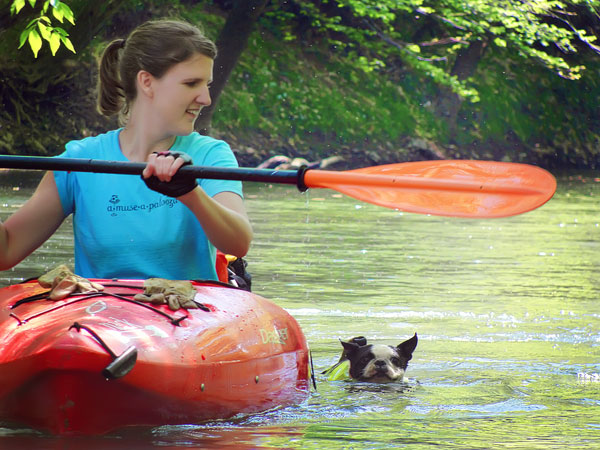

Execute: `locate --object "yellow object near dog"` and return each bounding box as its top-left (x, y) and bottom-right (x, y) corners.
top-left (322, 360), bottom-right (350, 381)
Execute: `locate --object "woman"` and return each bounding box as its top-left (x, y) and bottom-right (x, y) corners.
top-left (0, 19), bottom-right (253, 281)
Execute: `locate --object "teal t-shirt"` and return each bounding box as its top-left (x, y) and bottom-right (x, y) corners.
top-left (53, 129), bottom-right (243, 280)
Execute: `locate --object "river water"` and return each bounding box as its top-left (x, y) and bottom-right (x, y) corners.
top-left (0, 169), bottom-right (598, 449)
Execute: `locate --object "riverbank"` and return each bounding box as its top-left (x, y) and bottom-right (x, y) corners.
top-left (0, 67), bottom-right (579, 173)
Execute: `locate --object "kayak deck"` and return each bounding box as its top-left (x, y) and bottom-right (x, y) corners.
top-left (0, 279), bottom-right (310, 435)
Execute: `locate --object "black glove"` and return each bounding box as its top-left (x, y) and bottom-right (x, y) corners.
top-left (142, 151), bottom-right (198, 198)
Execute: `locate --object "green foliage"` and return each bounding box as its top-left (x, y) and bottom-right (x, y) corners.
top-left (462, 51), bottom-right (600, 165)
top-left (420, 0), bottom-right (598, 80)
top-left (2, 0), bottom-right (600, 167)
top-left (11, 0), bottom-right (75, 57)
top-left (246, 0), bottom-right (600, 166)
top-left (211, 32), bottom-right (440, 154)
top-left (266, 0), bottom-right (600, 100)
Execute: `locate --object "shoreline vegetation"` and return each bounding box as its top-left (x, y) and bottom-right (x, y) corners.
top-left (1, 1), bottom-right (599, 171)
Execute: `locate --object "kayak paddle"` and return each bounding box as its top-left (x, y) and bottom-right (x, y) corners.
top-left (0, 155), bottom-right (556, 218)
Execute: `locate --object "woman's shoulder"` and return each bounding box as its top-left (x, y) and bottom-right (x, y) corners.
top-left (178, 132), bottom-right (229, 151)
top-left (64, 129), bottom-right (121, 158)
top-left (177, 132), bottom-right (236, 165)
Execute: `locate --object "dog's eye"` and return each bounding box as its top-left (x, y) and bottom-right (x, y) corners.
top-left (391, 357), bottom-right (401, 366)
top-left (361, 356), bottom-right (371, 365)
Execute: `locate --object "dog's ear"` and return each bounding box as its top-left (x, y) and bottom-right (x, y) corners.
top-left (349, 336), bottom-right (367, 346)
top-left (341, 340), bottom-right (361, 355)
top-left (397, 333), bottom-right (418, 360)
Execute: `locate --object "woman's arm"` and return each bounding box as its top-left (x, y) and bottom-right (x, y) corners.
top-left (142, 152), bottom-right (253, 257)
top-left (178, 188), bottom-right (253, 257)
top-left (0, 172), bottom-right (66, 270)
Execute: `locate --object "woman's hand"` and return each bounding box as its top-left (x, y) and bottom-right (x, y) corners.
top-left (142, 151), bottom-right (198, 197)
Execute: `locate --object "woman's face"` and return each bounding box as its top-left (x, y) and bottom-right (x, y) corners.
top-left (149, 52), bottom-right (214, 136)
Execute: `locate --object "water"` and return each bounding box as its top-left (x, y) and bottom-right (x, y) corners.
top-left (1, 169), bottom-right (599, 449)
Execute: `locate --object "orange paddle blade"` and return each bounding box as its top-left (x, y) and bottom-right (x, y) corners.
top-left (303, 160), bottom-right (556, 218)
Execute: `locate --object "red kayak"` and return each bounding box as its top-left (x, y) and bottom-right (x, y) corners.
top-left (0, 279), bottom-right (311, 435)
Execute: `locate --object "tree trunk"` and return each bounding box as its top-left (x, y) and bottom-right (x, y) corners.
top-left (195, 0), bottom-right (270, 135)
top-left (434, 39), bottom-right (487, 133)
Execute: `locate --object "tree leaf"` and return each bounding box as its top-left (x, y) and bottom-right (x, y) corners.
top-left (49, 31), bottom-right (61, 55)
top-left (11, 0), bottom-right (26, 15)
top-left (28, 28), bottom-right (42, 58)
top-left (60, 35), bottom-right (76, 53)
top-left (18, 28), bottom-right (29, 48)
top-left (37, 21), bottom-right (51, 41)
top-left (53, 27), bottom-right (68, 37)
top-left (494, 38), bottom-right (507, 48)
top-left (52, 4), bottom-right (64, 23)
top-left (58, 2), bottom-right (75, 25)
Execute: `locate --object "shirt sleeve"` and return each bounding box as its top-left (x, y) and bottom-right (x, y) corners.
top-left (191, 138), bottom-right (244, 199)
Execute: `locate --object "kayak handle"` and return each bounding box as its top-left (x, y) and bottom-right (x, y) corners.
top-left (69, 322), bottom-right (138, 379)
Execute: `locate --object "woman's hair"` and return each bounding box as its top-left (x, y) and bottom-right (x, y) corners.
top-left (97, 19), bottom-right (217, 118)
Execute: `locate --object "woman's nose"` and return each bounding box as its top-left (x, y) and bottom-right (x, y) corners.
top-left (196, 87), bottom-right (211, 106)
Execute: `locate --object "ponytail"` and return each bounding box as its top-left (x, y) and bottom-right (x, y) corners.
top-left (96, 38), bottom-right (127, 117)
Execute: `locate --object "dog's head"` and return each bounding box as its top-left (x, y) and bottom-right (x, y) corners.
top-left (341, 333), bottom-right (418, 382)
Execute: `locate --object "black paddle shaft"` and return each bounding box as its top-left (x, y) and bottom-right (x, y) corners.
top-left (0, 155), bottom-right (309, 191)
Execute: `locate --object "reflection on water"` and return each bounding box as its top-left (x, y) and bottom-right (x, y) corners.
top-left (1, 169), bottom-right (599, 448)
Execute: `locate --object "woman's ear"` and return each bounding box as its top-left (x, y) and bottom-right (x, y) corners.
top-left (137, 70), bottom-right (154, 98)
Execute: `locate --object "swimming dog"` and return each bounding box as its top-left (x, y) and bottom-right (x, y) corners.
top-left (323, 334), bottom-right (418, 382)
